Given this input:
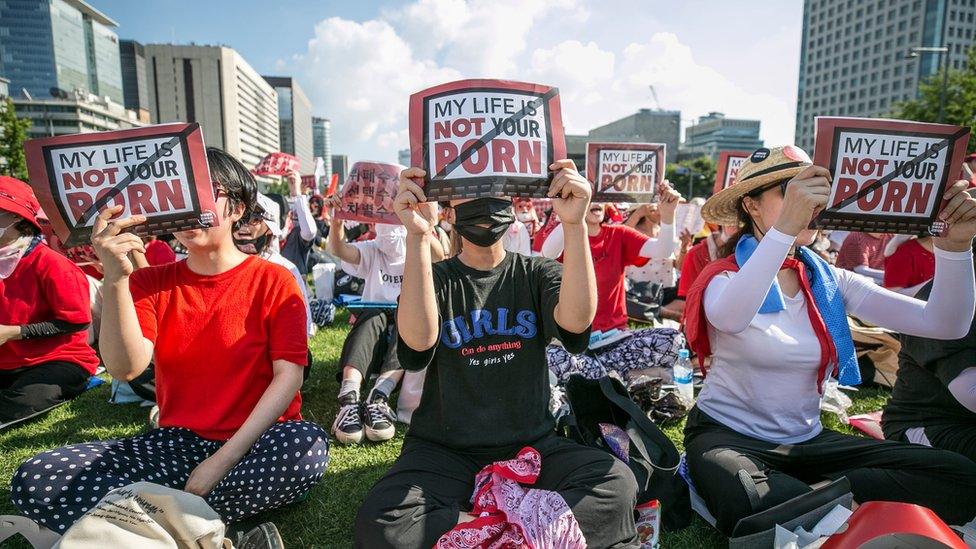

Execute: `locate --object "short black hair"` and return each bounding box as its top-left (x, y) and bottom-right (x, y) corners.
top-left (206, 147), bottom-right (256, 227)
top-left (14, 219), bottom-right (38, 237)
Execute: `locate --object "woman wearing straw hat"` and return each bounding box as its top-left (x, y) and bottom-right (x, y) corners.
top-left (682, 146), bottom-right (976, 535)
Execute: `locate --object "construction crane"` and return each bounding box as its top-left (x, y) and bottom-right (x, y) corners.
top-left (648, 85), bottom-right (661, 110)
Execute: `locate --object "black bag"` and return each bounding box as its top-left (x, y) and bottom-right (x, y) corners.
top-left (626, 281), bottom-right (663, 322)
top-left (560, 375), bottom-right (692, 531)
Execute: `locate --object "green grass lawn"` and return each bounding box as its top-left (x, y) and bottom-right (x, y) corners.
top-left (0, 311), bottom-right (891, 548)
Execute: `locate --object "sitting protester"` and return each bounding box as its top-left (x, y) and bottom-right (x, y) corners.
top-left (683, 146), bottom-right (976, 536)
top-left (624, 202), bottom-right (686, 307)
top-left (834, 230), bottom-right (891, 283)
top-left (281, 170), bottom-right (329, 275)
top-left (541, 191), bottom-right (685, 384)
top-left (883, 234), bottom-right (935, 296)
top-left (354, 160), bottom-right (639, 548)
top-left (11, 148), bottom-right (329, 534)
top-left (882, 257), bottom-right (976, 461)
top-left (0, 176), bottom-right (98, 424)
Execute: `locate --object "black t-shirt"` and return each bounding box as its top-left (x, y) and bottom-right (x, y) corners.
top-left (281, 219), bottom-right (328, 275)
top-left (882, 281), bottom-right (976, 439)
top-left (399, 252), bottom-right (590, 451)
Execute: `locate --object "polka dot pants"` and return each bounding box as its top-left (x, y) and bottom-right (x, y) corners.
top-left (9, 420), bottom-right (330, 534)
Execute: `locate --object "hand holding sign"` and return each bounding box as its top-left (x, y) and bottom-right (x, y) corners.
top-left (548, 160), bottom-right (591, 225)
top-left (90, 205), bottom-right (146, 281)
top-left (774, 165), bottom-right (832, 237)
top-left (657, 181), bottom-right (681, 224)
top-left (396, 168), bottom-right (435, 236)
top-left (934, 180), bottom-right (976, 252)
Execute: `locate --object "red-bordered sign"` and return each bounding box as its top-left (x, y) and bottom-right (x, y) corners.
top-left (813, 117), bottom-right (971, 235)
top-left (253, 152), bottom-right (300, 177)
top-left (585, 142), bottom-right (665, 203)
top-left (409, 79), bottom-right (566, 201)
top-left (713, 150), bottom-right (751, 195)
top-left (334, 161), bottom-right (403, 225)
top-left (24, 123), bottom-right (217, 247)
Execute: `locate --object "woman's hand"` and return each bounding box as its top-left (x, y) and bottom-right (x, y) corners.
top-left (548, 160), bottom-right (592, 225)
top-left (395, 168), bottom-right (435, 236)
top-left (184, 453), bottom-right (236, 497)
top-left (90, 205), bottom-right (146, 282)
top-left (934, 180), bottom-right (976, 252)
top-left (679, 228), bottom-right (695, 251)
top-left (285, 169), bottom-right (302, 197)
top-left (657, 181), bottom-right (681, 224)
top-left (773, 165), bottom-right (831, 236)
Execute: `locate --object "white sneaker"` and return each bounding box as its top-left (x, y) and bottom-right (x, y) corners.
top-left (364, 390), bottom-right (396, 442)
top-left (331, 393), bottom-right (364, 445)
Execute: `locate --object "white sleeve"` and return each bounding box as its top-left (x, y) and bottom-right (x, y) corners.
top-left (517, 224), bottom-right (532, 256)
top-left (341, 241), bottom-right (373, 278)
top-left (639, 222), bottom-right (676, 259)
top-left (540, 223), bottom-right (565, 259)
top-left (852, 264), bottom-right (884, 283)
top-left (947, 368), bottom-right (976, 413)
top-left (292, 197), bottom-right (316, 242)
top-left (840, 247), bottom-right (975, 340)
top-left (703, 228), bottom-right (795, 334)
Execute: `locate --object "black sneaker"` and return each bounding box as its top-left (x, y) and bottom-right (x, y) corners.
top-left (237, 522), bottom-right (284, 549)
top-left (331, 392), bottom-right (364, 444)
top-left (364, 389), bottom-right (396, 442)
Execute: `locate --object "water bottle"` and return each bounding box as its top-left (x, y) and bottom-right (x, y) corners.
top-left (673, 349), bottom-right (695, 405)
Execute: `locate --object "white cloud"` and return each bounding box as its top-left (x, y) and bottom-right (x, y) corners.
top-left (283, 1), bottom-right (800, 165)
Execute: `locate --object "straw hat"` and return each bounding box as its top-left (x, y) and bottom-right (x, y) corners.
top-left (701, 146), bottom-right (813, 225)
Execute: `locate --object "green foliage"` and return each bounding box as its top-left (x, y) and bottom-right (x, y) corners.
top-left (0, 98), bottom-right (30, 181)
top-left (890, 46), bottom-right (976, 154)
top-left (666, 155), bottom-right (718, 199)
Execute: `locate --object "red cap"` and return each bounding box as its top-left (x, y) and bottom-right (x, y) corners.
top-left (0, 176), bottom-right (42, 230)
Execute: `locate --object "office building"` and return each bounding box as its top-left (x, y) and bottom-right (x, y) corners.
top-left (264, 76), bottom-right (313, 172)
top-left (15, 90), bottom-right (146, 139)
top-left (565, 109), bottom-right (681, 173)
top-left (145, 44), bottom-right (280, 171)
top-left (120, 40), bottom-right (150, 123)
top-left (682, 112), bottom-right (763, 159)
top-left (312, 117), bottom-right (332, 176)
top-left (0, 0), bottom-right (123, 104)
top-left (331, 154), bottom-right (349, 183)
top-left (795, 0), bottom-right (976, 152)
top-left (0, 77), bottom-right (9, 99)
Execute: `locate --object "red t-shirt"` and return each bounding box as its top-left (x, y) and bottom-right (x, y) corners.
top-left (130, 256), bottom-right (309, 440)
top-left (883, 239), bottom-right (935, 289)
top-left (677, 239), bottom-right (713, 298)
top-left (144, 239), bottom-right (176, 266)
top-left (0, 244), bottom-right (98, 374)
top-left (835, 232), bottom-right (891, 271)
top-left (588, 224), bottom-right (649, 332)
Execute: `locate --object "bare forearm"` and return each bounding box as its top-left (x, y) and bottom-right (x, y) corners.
top-left (397, 232), bottom-right (439, 350)
top-left (429, 232), bottom-right (446, 262)
top-left (100, 279), bottom-right (152, 381)
top-left (326, 221), bottom-right (360, 264)
top-left (555, 222), bottom-right (596, 332)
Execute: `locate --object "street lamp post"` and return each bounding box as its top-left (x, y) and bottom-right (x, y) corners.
top-left (674, 166), bottom-right (702, 199)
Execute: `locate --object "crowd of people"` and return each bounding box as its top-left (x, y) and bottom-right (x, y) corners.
top-left (0, 137), bottom-right (974, 548)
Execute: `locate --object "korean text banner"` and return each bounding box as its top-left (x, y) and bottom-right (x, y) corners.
top-left (24, 123), bottom-right (217, 247)
top-left (813, 117), bottom-right (971, 235)
top-left (334, 161), bottom-right (403, 225)
top-left (713, 151), bottom-right (751, 195)
top-left (253, 152), bottom-right (300, 177)
top-left (585, 142), bottom-right (665, 202)
top-left (409, 79), bottom-right (566, 201)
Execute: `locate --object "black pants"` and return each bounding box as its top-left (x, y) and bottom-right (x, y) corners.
top-left (891, 423), bottom-right (976, 463)
top-left (684, 407), bottom-right (976, 535)
top-left (354, 434), bottom-right (639, 548)
top-left (337, 309), bottom-right (399, 380)
top-left (0, 361), bottom-right (90, 423)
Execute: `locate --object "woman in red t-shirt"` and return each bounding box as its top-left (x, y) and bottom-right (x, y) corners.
top-left (540, 183), bottom-right (686, 384)
top-left (13, 149), bottom-right (329, 535)
top-left (0, 177), bottom-right (98, 424)
top-left (883, 235), bottom-right (935, 296)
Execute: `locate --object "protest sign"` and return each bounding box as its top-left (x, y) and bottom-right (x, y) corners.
top-left (24, 123), bottom-right (216, 247)
top-left (585, 142), bottom-right (665, 203)
top-left (409, 79), bottom-right (565, 201)
top-left (713, 151), bottom-right (750, 195)
top-left (674, 199), bottom-right (705, 236)
top-left (253, 152), bottom-right (300, 177)
top-left (334, 161), bottom-right (403, 225)
top-left (813, 117), bottom-right (971, 234)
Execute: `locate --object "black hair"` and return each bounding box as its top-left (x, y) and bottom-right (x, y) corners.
top-left (718, 200), bottom-right (753, 258)
top-left (14, 219), bottom-right (39, 237)
top-left (206, 147), bottom-right (256, 229)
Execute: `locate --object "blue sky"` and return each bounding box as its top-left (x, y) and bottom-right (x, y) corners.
top-left (91, 0), bottom-right (803, 163)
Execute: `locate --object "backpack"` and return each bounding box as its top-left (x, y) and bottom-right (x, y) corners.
top-left (559, 375), bottom-right (692, 531)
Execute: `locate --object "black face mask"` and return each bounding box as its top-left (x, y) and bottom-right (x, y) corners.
top-left (453, 198), bottom-right (515, 247)
top-left (234, 233), bottom-right (271, 255)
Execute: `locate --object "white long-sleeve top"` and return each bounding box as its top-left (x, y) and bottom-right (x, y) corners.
top-left (291, 195), bottom-right (317, 242)
top-left (540, 222), bottom-right (676, 260)
top-left (696, 228), bottom-right (975, 443)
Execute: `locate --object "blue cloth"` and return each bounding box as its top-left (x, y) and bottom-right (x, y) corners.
top-left (735, 235), bottom-right (861, 386)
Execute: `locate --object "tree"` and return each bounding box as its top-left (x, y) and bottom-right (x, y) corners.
top-left (0, 98), bottom-right (30, 181)
top-left (666, 155), bottom-right (717, 199)
top-left (890, 46), bottom-right (976, 154)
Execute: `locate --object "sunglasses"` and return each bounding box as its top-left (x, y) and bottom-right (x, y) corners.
top-left (745, 178), bottom-right (791, 198)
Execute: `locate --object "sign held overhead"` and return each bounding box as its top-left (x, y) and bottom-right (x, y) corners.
top-left (585, 142), bottom-right (665, 203)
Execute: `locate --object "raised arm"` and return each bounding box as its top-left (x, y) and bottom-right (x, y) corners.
top-left (325, 195), bottom-right (361, 265)
top-left (548, 160), bottom-right (596, 333)
top-left (90, 206), bottom-right (154, 381)
top-left (395, 168), bottom-right (440, 351)
top-left (639, 182), bottom-right (681, 259)
top-left (286, 169), bottom-right (317, 242)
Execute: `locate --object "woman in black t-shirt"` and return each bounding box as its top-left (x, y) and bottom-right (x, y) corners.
top-left (354, 161), bottom-right (640, 548)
